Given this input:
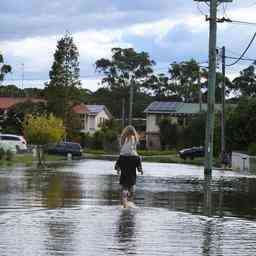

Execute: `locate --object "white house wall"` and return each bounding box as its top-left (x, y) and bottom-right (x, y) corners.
top-left (95, 110), bottom-right (110, 130)
top-left (88, 115), bottom-right (96, 132)
top-left (146, 114), bottom-right (159, 133)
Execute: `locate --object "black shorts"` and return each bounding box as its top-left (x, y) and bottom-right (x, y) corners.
top-left (115, 155), bottom-right (142, 188)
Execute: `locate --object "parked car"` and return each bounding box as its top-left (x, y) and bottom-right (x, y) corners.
top-left (178, 146), bottom-right (204, 160)
top-left (0, 134), bottom-right (27, 152)
top-left (45, 142), bottom-right (83, 157)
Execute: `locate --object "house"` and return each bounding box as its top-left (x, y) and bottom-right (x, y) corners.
top-left (144, 101), bottom-right (223, 149)
top-left (73, 103), bottom-right (113, 134)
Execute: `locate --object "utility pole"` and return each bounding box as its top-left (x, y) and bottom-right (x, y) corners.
top-left (198, 67), bottom-right (202, 112)
top-left (128, 78), bottom-right (134, 125)
top-left (221, 46), bottom-right (226, 157)
top-left (194, 0), bottom-right (232, 177)
top-left (204, 0), bottom-right (218, 177)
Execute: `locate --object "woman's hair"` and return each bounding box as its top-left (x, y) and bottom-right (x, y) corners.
top-left (120, 125), bottom-right (139, 145)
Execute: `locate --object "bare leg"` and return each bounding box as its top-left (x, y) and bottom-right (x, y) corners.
top-left (121, 189), bottom-right (128, 208)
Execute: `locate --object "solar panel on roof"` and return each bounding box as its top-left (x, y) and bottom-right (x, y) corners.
top-left (147, 101), bottom-right (178, 112)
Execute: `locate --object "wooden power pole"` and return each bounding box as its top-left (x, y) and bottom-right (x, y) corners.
top-left (221, 46), bottom-right (226, 156)
top-left (194, 0), bottom-right (232, 177)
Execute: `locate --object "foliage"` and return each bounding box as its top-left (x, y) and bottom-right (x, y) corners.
top-left (248, 143), bottom-right (256, 156)
top-left (103, 129), bottom-right (119, 153)
top-left (45, 32), bottom-right (81, 128)
top-left (159, 118), bottom-right (179, 149)
top-left (201, 71), bottom-right (233, 103)
top-left (2, 100), bottom-right (47, 134)
top-left (95, 47), bottom-right (155, 118)
top-left (226, 97), bottom-right (256, 151)
top-left (5, 150), bottom-right (14, 161)
top-left (168, 59), bottom-right (200, 102)
top-left (183, 112), bottom-right (206, 147)
top-left (100, 118), bottom-right (120, 133)
top-left (91, 130), bottom-right (104, 150)
top-left (0, 53), bottom-right (11, 82)
top-left (232, 65), bottom-right (256, 97)
top-left (0, 148), bottom-right (5, 160)
top-left (145, 73), bottom-right (171, 97)
top-left (23, 114), bottom-right (65, 145)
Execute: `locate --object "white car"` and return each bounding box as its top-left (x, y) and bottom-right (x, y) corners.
top-left (0, 134), bottom-right (27, 152)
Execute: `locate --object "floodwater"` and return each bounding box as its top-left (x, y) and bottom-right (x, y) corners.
top-left (1, 160), bottom-right (256, 256)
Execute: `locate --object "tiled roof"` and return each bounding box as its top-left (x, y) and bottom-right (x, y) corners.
top-left (72, 103), bottom-right (88, 114)
top-left (0, 97), bottom-right (45, 109)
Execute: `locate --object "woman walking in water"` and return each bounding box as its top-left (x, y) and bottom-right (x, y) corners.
top-left (115, 125), bottom-right (143, 208)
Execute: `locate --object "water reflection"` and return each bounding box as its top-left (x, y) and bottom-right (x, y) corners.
top-left (116, 209), bottom-right (137, 254)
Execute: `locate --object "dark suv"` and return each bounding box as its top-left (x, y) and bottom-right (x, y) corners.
top-left (45, 142), bottom-right (83, 157)
top-left (178, 146), bottom-right (204, 160)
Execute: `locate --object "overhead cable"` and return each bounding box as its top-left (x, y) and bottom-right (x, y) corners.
top-left (226, 32), bottom-right (256, 66)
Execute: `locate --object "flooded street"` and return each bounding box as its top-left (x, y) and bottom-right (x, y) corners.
top-left (1, 160), bottom-right (256, 255)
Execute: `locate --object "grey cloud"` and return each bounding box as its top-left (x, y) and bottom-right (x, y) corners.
top-left (0, 0), bottom-right (195, 41)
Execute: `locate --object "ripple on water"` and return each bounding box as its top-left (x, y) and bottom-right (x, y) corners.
top-left (1, 160), bottom-right (256, 255)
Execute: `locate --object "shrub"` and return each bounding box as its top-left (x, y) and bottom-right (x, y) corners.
top-left (103, 130), bottom-right (119, 153)
top-left (6, 150), bottom-right (14, 161)
top-left (91, 130), bottom-right (104, 150)
top-left (248, 143), bottom-right (256, 156)
top-left (80, 132), bottom-right (93, 148)
top-left (0, 148), bottom-right (5, 160)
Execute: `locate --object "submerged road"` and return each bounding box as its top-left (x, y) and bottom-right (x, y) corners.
top-left (1, 160), bottom-right (256, 255)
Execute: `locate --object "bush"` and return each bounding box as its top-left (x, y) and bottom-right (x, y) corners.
top-left (103, 130), bottom-right (119, 153)
top-left (80, 132), bottom-right (93, 148)
top-left (0, 148), bottom-right (5, 160)
top-left (91, 130), bottom-right (104, 150)
top-left (248, 143), bottom-right (256, 156)
top-left (6, 150), bottom-right (14, 161)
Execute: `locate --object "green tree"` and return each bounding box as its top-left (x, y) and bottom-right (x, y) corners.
top-left (202, 70), bottom-right (234, 103)
top-left (0, 53), bottom-right (11, 82)
top-left (95, 47), bottom-right (155, 119)
top-left (159, 118), bottom-right (179, 149)
top-left (45, 32), bottom-right (81, 130)
top-left (168, 59), bottom-right (199, 102)
top-left (2, 100), bottom-right (47, 134)
top-left (232, 65), bottom-right (256, 97)
top-left (145, 73), bottom-right (172, 98)
top-left (226, 97), bottom-right (256, 151)
top-left (23, 114), bottom-right (65, 166)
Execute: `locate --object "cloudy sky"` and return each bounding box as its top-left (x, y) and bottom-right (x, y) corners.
top-left (1, 0), bottom-right (256, 91)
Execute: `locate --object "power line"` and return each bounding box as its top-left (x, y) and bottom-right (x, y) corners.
top-left (229, 19), bottom-right (256, 26)
top-left (225, 56), bottom-right (256, 62)
top-left (226, 32), bottom-right (256, 66)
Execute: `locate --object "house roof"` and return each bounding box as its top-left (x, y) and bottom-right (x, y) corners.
top-left (72, 103), bottom-right (88, 114)
top-left (144, 101), bottom-right (223, 115)
top-left (0, 97), bottom-right (45, 110)
top-left (73, 104), bottom-right (113, 118)
top-left (86, 105), bottom-right (113, 118)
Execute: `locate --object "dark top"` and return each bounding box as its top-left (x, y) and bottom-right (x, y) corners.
top-left (115, 155), bottom-right (142, 188)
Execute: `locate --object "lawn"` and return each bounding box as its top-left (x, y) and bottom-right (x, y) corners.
top-left (0, 154), bottom-right (67, 166)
